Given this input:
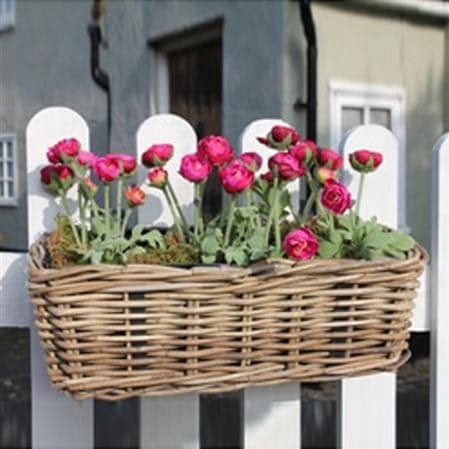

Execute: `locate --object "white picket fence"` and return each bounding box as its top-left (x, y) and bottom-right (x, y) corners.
top-left (0, 106), bottom-right (446, 448)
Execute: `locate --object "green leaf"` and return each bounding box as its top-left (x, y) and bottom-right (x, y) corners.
top-left (363, 231), bottom-right (388, 250)
top-left (318, 240), bottom-right (340, 259)
top-left (92, 216), bottom-right (106, 236)
top-left (201, 235), bottom-right (220, 255)
top-left (247, 229), bottom-right (266, 251)
top-left (201, 254), bottom-right (217, 264)
top-left (388, 231), bottom-right (415, 252)
top-left (131, 224), bottom-right (144, 242)
top-left (140, 230), bottom-right (166, 249)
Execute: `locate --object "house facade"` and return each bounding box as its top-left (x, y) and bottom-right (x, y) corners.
top-left (0, 0), bottom-right (447, 251)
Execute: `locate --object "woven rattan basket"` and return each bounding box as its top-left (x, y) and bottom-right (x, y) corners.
top-left (28, 236), bottom-right (427, 400)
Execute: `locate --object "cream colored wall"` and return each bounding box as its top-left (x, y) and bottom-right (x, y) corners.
top-left (284, 2), bottom-right (446, 250)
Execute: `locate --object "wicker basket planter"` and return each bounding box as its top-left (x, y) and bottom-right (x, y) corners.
top-left (28, 237), bottom-right (427, 401)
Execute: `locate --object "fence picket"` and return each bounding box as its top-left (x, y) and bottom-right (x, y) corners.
top-left (0, 252), bottom-right (28, 327)
top-left (337, 125), bottom-right (398, 449)
top-left (136, 114), bottom-right (196, 227)
top-left (26, 107), bottom-right (94, 449)
top-left (136, 114), bottom-right (199, 449)
top-left (430, 134), bottom-right (449, 449)
top-left (240, 119), bottom-right (301, 449)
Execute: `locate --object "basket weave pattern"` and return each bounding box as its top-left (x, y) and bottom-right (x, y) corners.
top-left (28, 239), bottom-right (426, 400)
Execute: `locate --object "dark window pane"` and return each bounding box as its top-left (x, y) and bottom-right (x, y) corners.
top-left (370, 108), bottom-right (391, 129)
top-left (341, 107), bottom-right (364, 136)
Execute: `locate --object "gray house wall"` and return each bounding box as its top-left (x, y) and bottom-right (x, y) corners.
top-left (1, 0), bottom-right (447, 251)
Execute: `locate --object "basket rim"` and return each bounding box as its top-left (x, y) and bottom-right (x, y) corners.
top-left (28, 233), bottom-right (428, 276)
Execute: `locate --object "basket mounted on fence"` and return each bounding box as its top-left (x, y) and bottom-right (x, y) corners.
top-left (28, 238), bottom-right (426, 401)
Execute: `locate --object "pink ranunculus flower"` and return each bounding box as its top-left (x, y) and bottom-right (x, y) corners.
top-left (268, 152), bottom-right (305, 181)
top-left (238, 152), bottom-right (263, 172)
top-left (316, 167), bottom-right (336, 184)
top-left (283, 228), bottom-right (319, 261)
top-left (141, 144), bottom-right (174, 167)
top-left (197, 135), bottom-right (234, 166)
top-left (318, 148), bottom-right (343, 170)
top-left (47, 138), bottom-right (81, 163)
top-left (219, 160), bottom-right (254, 194)
top-left (179, 153), bottom-right (212, 183)
top-left (349, 149), bottom-right (383, 173)
top-left (257, 125), bottom-right (301, 150)
top-left (148, 167), bottom-right (168, 188)
top-left (289, 140), bottom-right (318, 164)
top-left (77, 151), bottom-right (97, 168)
top-left (93, 157), bottom-right (121, 183)
top-left (40, 164), bottom-right (74, 192)
top-left (124, 185), bottom-right (146, 207)
top-left (105, 153), bottom-right (137, 176)
top-left (321, 179), bottom-right (351, 214)
top-left (81, 177), bottom-right (98, 197)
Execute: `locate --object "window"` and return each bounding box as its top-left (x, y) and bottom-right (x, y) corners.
top-left (329, 81), bottom-right (406, 228)
top-left (0, 0), bottom-right (15, 31)
top-left (0, 135), bottom-right (17, 206)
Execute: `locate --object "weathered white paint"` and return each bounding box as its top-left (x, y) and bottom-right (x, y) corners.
top-left (136, 114), bottom-right (197, 227)
top-left (244, 385), bottom-right (300, 449)
top-left (26, 107), bottom-right (94, 449)
top-left (136, 114), bottom-right (199, 449)
top-left (430, 133), bottom-right (449, 449)
top-left (240, 119), bottom-right (301, 449)
top-left (338, 125), bottom-right (398, 449)
top-left (337, 373), bottom-right (396, 449)
top-left (411, 264), bottom-right (430, 332)
top-left (0, 252), bottom-right (28, 327)
top-left (238, 118), bottom-right (300, 209)
top-left (140, 394), bottom-right (200, 449)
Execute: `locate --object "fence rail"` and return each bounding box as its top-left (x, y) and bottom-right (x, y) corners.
top-left (0, 107), bottom-right (444, 449)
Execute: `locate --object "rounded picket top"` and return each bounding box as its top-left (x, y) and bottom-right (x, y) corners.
top-left (26, 106), bottom-right (90, 246)
top-left (339, 124), bottom-right (399, 229)
top-left (238, 118), bottom-right (300, 209)
top-left (238, 118), bottom-right (293, 171)
top-left (136, 114), bottom-right (197, 227)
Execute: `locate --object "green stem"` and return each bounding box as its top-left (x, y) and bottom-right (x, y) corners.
top-left (104, 184), bottom-right (110, 239)
top-left (273, 184), bottom-right (281, 254)
top-left (59, 189), bottom-right (82, 247)
top-left (194, 183), bottom-right (204, 238)
top-left (78, 186), bottom-right (87, 245)
top-left (116, 177), bottom-right (123, 236)
top-left (264, 177), bottom-right (279, 246)
top-left (167, 181), bottom-right (190, 234)
top-left (355, 173), bottom-right (366, 219)
top-left (121, 208), bottom-right (132, 238)
top-left (163, 187), bottom-right (185, 240)
top-left (224, 195), bottom-right (236, 248)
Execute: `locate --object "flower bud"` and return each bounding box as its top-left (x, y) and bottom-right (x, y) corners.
top-left (148, 167), bottom-right (168, 188)
top-left (124, 185), bottom-right (146, 207)
top-left (142, 144), bottom-right (174, 167)
top-left (349, 149), bottom-right (383, 173)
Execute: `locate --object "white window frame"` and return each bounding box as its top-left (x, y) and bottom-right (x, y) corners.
top-left (0, 134), bottom-right (18, 207)
top-left (329, 80), bottom-right (407, 230)
top-left (0, 0), bottom-right (15, 32)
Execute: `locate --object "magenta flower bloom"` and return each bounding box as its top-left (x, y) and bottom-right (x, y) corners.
top-left (283, 228), bottom-right (319, 260)
top-left (349, 149), bottom-right (383, 173)
top-left (321, 180), bottom-right (351, 214)
top-left (268, 152), bottom-right (305, 181)
top-left (218, 160), bottom-right (254, 194)
top-left (40, 164), bottom-right (74, 192)
top-left (77, 150), bottom-right (97, 168)
top-left (318, 148), bottom-right (343, 170)
top-left (105, 153), bottom-right (137, 176)
top-left (142, 144), bottom-right (174, 167)
top-left (93, 157), bottom-right (121, 183)
top-left (47, 138), bottom-right (81, 163)
top-left (179, 153), bottom-right (212, 183)
top-left (238, 152), bottom-right (263, 172)
top-left (197, 135), bottom-right (234, 166)
top-left (148, 167), bottom-right (168, 188)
